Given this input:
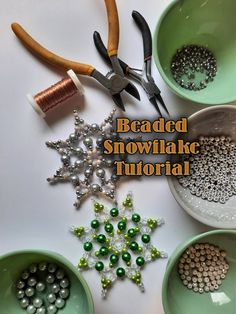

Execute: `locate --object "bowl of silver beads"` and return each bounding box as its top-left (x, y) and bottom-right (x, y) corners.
top-left (168, 105), bottom-right (236, 228)
top-left (0, 250), bottom-right (94, 314)
top-left (154, 0), bottom-right (236, 104)
top-left (162, 230), bottom-right (236, 314)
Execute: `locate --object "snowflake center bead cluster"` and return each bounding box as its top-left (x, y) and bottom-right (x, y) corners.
top-left (71, 193), bottom-right (167, 298)
top-left (46, 110), bottom-right (126, 208)
top-left (178, 135), bottom-right (236, 203)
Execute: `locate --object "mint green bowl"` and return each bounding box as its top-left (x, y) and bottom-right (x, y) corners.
top-left (0, 250), bottom-right (94, 314)
top-left (153, 0), bottom-right (236, 104)
top-left (162, 230), bottom-right (236, 314)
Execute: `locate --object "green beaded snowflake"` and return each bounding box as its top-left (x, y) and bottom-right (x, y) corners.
top-left (71, 193), bottom-right (167, 298)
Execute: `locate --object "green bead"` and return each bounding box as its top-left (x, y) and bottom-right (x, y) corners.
top-left (122, 252), bottom-right (131, 262)
top-left (95, 261), bottom-right (104, 272)
top-left (100, 246), bottom-right (109, 256)
top-left (118, 221), bottom-right (126, 231)
top-left (97, 234), bottom-right (106, 244)
top-left (130, 241), bottom-right (139, 251)
top-left (105, 223), bottom-right (114, 233)
top-left (136, 256), bottom-right (145, 267)
top-left (132, 213), bottom-right (141, 223)
top-left (141, 234), bottom-right (150, 244)
top-left (127, 228), bottom-right (136, 238)
top-left (110, 208), bottom-right (119, 217)
top-left (110, 254), bottom-right (119, 264)
top-left (83, 242), bottom-right (93, 251)
top-left (116, 267), bottom-right (125, 278)
top-left (91, 219), bottom-right (100, 229)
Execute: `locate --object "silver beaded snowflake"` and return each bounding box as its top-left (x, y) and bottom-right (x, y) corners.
top-left (71, 193), bottom-right (167, 298)
top-left (46, 109), bottom-right (127, 208)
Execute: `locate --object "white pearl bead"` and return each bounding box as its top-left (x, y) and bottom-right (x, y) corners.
top-left (47, 293), bottom-right (56, 303)
top-left (60, 278), bottom-right (69, 288)
top-left (55, 298), bottom-right (65, 309)
top-left (29, 264), bottom-right (38, 274)
top-left (48, 264), bottom-right (57, 273)
top-left (27, 305), bottom-right (36, 314)
top-left (46, 274), bottom-right (55, 284)
top-left (33, 298), bottom-right (43, 308)
top-left (16, 289), bottom-right (25, 299)
top-left (25, 287), bottom-right (35, 297)
top-left (59, 288), bottom-right (70, 299)
top-left (36, 282), bottom-right (45, 292)
top-left (38, 262), bottom-right (47, 272)
top-left (56, 269), bottom-right (65, 280)
top-left (20, 298), bottom-right (29, 309)
top-left (28, 277), bottom-right (37, 287)
top-left (36, 307), bottom-right (46, 314)
top-left (47, 305), bottom-right (57, 314)
top-left (51, 283), bottom-right (60, 294)
top-left (16, 280), bottom-right (25, 289)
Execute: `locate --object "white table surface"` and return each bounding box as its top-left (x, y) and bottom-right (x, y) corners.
top-left (0, 1), bottom-right (214, 313)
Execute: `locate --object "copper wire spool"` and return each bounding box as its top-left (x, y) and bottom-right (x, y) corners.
top-left (27, 70), bottom-right (84, 118)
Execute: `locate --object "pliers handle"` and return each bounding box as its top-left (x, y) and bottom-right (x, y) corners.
top-left (11, 23), bottom-right (96, 76)
top-left (132, 11), bottom-right (152, 62)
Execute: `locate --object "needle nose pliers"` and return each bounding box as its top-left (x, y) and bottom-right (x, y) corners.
top-left (11, 0), bottom-right (140, 111)
top-left (93, 10), bottom-right (169, 116)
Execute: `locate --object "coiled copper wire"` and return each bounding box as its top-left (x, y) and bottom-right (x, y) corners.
top-left (28, 70), bottom-right (84, 118)
top-left (35, 77), bottom-right (77, 114)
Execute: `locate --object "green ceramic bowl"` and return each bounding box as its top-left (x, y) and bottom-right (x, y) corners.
top-left (0, 250), bottom-right (94, 314)
top-left (162, 230), bottom-right (236, 314)
top-left (153, 0), bottom-right (236, 104)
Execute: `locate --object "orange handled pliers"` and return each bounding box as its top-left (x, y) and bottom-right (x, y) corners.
top-left (11, 0), bottom-right (140, 111)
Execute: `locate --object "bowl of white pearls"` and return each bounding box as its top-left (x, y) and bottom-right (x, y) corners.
top-left (168, 105), bottom-right (236, 228)
top-left (0, 250), bottom-right (94, 314)
top-left (162, 230), bottom-right (236, 314)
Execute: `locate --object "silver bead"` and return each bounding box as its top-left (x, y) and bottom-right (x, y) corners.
top-left (33, 298), bottom-right (43, 308)
top-left (61, 155), bottom-right (69, 164)
top-left (60, 278), bottom-right (69, 289)
top-left (46, 274), bottom-right (55, 284)
top-left (28, 277), bottom-right (37, 287)
top-left (20, 298), bottom-right (29, 309)
top-left (75, 160), bottom-right (84, 168)
top-left (36, 282), bottom-right (45, 292)
top-left (27, 305), bottom-right (36, 314)
top-left (56, 269), bottom-right (65, 280)
top-left (75, 147), bottom-right (84, 156)
top-left (47, 293), bottom-right (56, 303)
top-left (91, 184), bottom-right (100, 193)
top-left (59, 288), bottom-right (70, 299)
top-left (69, 133), bottom-right (77, 142)
top-left (83, 137), bottom-right (93, 147)
top-left (16, 289), bottom-right (25, 299)
top-left (96, 168), bottom-right (105, 178)
top-left (91, 123), bottom-right (99, 132)
top-left (47, 305), bottom-right (57, 314)
top-left (38, 262), bottom-right (47, 272)
top-left (25, 287), bottom-right (35, 297)
top-left (51, 283), bottom-right (60, 294)
top-left (16, 280), bottom-right (25, 289)
top-left (48, 263), bottom-right (57, 273)
top-left (84, 168), bottom-right (93, 178)
top-left (55, 298), bottom-right (65, 309)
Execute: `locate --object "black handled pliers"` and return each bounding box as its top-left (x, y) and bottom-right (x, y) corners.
top-left (94, 10), bottom-right (169, 116)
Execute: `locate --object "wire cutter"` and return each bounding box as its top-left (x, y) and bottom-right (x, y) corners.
top-left (93, 10), bottom-right (169, 116)
top-left (11, 0), bottom-right (140, 111)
